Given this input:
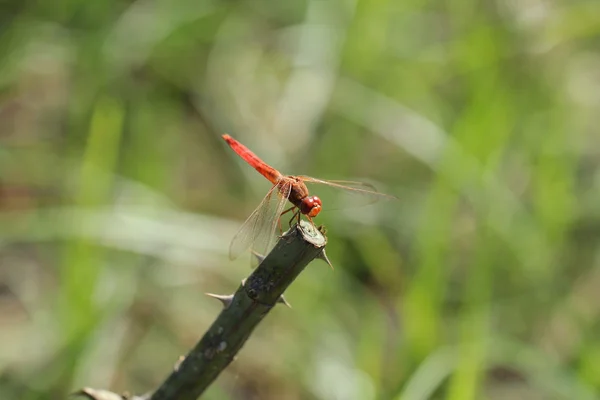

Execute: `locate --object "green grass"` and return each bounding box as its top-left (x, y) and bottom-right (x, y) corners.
top-left (1, 0), bottom-right (599, 399)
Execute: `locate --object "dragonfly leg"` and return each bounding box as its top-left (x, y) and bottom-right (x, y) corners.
top-left (288, 209), bottom-right (300, 227)
top-left (279, 206), bottom-right (295, 234)
top-left (280, 206), bottom-right (295, 216)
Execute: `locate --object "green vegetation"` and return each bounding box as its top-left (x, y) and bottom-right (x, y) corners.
top-left (1, 0), bottom-right (599, 399)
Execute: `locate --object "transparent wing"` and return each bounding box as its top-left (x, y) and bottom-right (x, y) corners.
top-left (297, 176), bottom-right (397, 210)
top-left (229, 182), bottom-right (292, 261)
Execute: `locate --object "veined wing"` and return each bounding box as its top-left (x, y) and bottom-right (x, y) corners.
top-left (297, 176), bottom-right (397, 209)
top-left (229, 182), bottom-right (292, 261)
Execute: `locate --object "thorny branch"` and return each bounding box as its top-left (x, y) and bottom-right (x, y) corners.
top-left (74, 221), bottom-right (329, 400)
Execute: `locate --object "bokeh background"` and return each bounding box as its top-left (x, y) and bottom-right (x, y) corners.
top-left (1, 0), bottom-right (600, 399)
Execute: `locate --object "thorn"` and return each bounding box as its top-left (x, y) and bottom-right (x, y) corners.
top-left (174, 355), bottom-right (185, 371)
top-left (71, 388), bottom-right (124, 400)
top-left (277, 295), bottom-right (292, 308)
top-left (251, 250), bottom-right (266, 264)
top-left (205, 293), bottom-right (234, 308)
top-left (316, 249), bottom-right (333, 270)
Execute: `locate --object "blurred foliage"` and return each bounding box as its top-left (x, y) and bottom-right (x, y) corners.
top-left (1, 0), bottom-right (600, 399)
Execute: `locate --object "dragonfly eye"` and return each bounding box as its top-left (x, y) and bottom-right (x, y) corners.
top-left (301, 196), bottom-right (322, 217)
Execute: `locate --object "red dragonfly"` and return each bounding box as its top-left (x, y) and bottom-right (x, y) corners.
top-left (222, 134), bottom-right (395, 260)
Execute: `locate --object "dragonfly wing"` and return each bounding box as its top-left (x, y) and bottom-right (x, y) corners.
top-left (297, 176), bottom-right (397, 210)
top-left (229, 182), bottom-right (292, 260)
top-left (249, 182), bottom-right (292, 260)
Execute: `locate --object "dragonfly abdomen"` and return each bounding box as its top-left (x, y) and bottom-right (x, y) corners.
top-left (223, 134), bottom-right (281, 184)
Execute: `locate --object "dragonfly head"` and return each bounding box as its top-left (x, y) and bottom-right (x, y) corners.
top-left (300, 196), bottom-right (322, 217)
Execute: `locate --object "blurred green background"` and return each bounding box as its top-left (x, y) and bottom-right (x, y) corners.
top-left (1, 0), bottom-right (600, 399)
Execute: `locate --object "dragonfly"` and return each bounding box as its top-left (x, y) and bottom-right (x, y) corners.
top-left (222, 134), bottom-right (396, 260)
